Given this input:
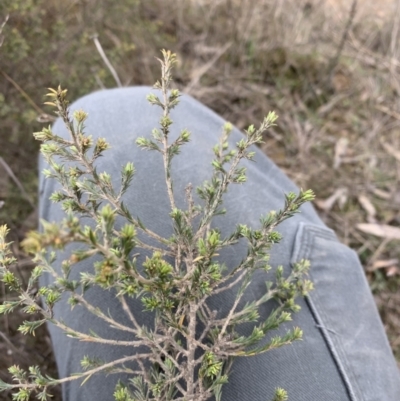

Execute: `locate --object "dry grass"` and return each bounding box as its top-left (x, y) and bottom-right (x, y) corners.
top-left (1, 0), bottom-right (400, 398)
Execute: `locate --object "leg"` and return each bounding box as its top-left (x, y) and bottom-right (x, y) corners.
top-left (39, 87), bottom-right (400, 400)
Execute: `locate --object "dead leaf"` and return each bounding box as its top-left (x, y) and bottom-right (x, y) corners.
top-left (380, 139), bottom-right (400, 162)
top-left (317, 94), bottom-right (347, 116)
top-left (333, 137), bottom-right (349, 169)
top-left (357, 223), bottom-right (400, 240)
top-left (375, 105), bottom-right (400, 121)
top-left (315, 187), bottom-right (348, 212)
top-left (368, 258), bottom-right (399, 271)
top-left (337, 189), bottom-right (347, 209)
top-left (357, 194), bottom-right (377, 223)
top-left (372, 188), bottom-right (391, 200)
top-left (386, 266), bottom-right (400, 277)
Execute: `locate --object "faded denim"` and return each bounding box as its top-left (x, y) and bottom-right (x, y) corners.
top-left (39, 87), bottom-right (400, 400)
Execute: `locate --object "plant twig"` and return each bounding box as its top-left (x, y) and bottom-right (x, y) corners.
top-left (0, 14), bottom-right (9, 47)
top-left (326, 0), bottom-right (358, 84)
top-left (0, 70), bottom-right (55, 122)
top-left (91, 34), bottom-right (122, 88)
top-left (0, 157), bottom-right (35, 209)
top-left (184, 42), bottom-right (232, 94)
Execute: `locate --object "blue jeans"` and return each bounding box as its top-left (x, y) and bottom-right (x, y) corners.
top-left (39, 87), bottom-right (400, 400)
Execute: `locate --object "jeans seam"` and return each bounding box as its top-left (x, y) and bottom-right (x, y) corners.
top-left (293, 223), bottom-right (363, 401)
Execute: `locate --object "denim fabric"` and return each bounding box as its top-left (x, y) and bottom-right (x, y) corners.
top-left (39, 87), bottom-right (400, 400)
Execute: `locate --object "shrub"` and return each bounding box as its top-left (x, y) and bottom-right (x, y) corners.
top-left (0, 50), bottom-right (314, 401)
